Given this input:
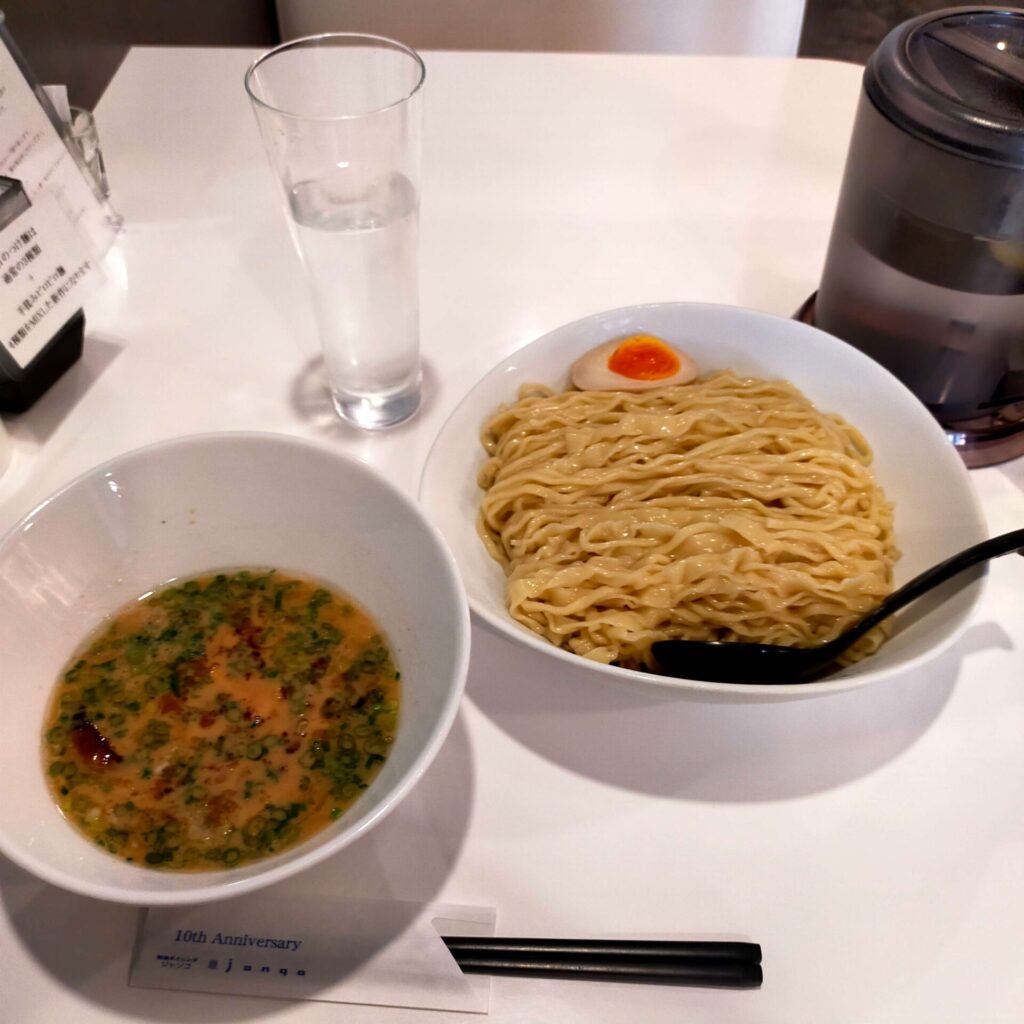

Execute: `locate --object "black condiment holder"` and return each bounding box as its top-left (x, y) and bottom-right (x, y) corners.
top-left (795, 291), bottom-right (1024, 468)
top-left (0, 308), bottom-right (85, 412)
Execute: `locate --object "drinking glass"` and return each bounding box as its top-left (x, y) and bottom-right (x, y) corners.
top-left (245, 34), bottom-right (425, 430)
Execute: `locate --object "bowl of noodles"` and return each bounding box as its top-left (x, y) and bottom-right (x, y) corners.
top-left (419, 302), bottom-right (987, 699)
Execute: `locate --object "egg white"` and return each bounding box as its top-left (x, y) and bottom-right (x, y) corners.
top-left (570, 336), bottom-right (699, 391)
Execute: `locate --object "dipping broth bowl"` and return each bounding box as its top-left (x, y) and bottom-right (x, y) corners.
top-left (0, 433), bottom-right (470, 904)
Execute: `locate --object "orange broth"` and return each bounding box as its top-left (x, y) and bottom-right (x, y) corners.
top-left (42, 570), bottom-right (399, 870)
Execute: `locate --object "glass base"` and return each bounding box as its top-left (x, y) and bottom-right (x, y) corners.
top-left (331, 380), bottom-right (420, 430)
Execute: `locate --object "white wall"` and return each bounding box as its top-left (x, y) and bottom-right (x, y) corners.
top-left (276, 0), bottom-right (808, 57)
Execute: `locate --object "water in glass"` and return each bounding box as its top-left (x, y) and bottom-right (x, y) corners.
top-left (289, 170), bottom-right (420, 429)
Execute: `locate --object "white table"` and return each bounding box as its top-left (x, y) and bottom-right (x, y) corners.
top-left (3, 47), bottom-right (1024, 1024)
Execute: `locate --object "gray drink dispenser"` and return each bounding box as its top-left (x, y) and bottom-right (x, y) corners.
top-left (809, 6), bottom-right (1024, 467)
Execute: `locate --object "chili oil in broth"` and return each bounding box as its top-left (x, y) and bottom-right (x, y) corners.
top-left (42, 570), bottom-right (400, 870)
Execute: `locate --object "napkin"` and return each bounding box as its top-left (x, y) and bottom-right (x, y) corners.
top-left (131, 895), bottom-right (496, 1013)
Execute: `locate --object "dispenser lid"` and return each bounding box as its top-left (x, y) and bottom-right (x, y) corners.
top-left (866, 6), bottom-right (1024, 167)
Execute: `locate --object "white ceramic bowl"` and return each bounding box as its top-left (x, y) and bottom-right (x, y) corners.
top-left (420, 302), bottom-right (987, 700)
top-left (0, 433), bottom-right (470, 904)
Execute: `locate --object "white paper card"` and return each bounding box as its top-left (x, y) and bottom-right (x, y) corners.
top-left (0, 39), bottom-right (114, 256)
top-left (0, 189), bottom-right (96, 368)
top-left (131, 896), bottom-right (495, 1013)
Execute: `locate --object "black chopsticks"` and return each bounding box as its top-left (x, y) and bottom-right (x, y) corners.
top-left (441, 937), bottom-right (762, 988)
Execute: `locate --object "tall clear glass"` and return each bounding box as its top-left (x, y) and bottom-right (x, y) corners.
top-left (245, 34), bottom-right (425, 430)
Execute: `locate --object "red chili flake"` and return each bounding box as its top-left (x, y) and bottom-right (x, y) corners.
top-left (158, 693), bottom-right (184, 715)
top-left (233, 618), bottom-right (266, 667)
top-left (278, 685), bottom-right (294, 701)
top-left (198, 710), bottom-right (218, 728)
top-left (70, 713), bottom-right (122, 766)
top-left (309, 657), bottom-right (329, 684)
top-left (177, 658), bottom-right (211, 694)
top-left (205, 793), bottom-right (238, 826)
top-left (285, 741), bottom-right (300, 754)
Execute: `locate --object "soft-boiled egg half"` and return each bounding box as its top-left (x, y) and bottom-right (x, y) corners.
top-left (570, 334), bottom-right (699, 392)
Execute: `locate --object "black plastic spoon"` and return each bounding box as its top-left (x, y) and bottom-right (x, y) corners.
top-left (651, 527), bottom-right (1024, 686)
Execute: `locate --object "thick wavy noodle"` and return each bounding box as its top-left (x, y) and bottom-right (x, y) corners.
top-left (477, 372), bottom-right (897, 670)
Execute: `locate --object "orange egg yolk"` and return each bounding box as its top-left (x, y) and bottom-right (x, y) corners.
top-left (607, 335), bottom-right (681, 380)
